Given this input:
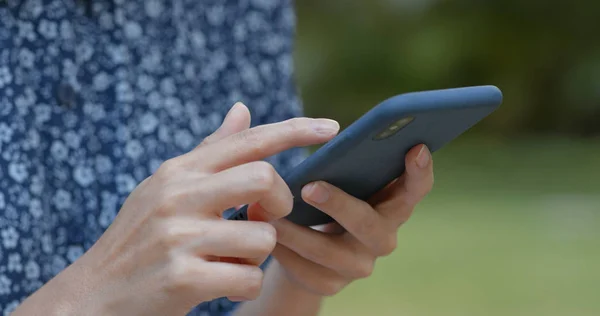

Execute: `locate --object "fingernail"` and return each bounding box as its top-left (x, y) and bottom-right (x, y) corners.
top-left (416, 145), bottom-right (430, 168)
top-left (312, 119), bottom-right (340, 136)
top-left (303, 182), bottom-right (329, 204)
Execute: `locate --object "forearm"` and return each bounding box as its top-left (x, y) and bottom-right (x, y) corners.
top-left (234, 260), bottom-right (323, 316)
top-left (12, 258), bottom-right (100, 316)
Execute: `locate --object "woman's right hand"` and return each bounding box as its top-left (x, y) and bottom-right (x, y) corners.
top-left (12, 103), bottom-right (340, 316)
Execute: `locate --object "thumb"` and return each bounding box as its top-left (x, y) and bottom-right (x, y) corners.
top-left (197, 102), bottom-right (251, 147)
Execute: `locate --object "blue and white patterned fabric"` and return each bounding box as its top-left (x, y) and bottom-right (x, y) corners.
top-left (0, 0), bottom-right (306, 314)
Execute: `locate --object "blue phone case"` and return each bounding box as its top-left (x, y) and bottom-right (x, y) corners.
top-left (228, 85), bottom-right (503, 226)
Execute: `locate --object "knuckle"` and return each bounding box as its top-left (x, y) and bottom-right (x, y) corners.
top-left (259, 223), bottom-right (277, 251)
top-left (425, 174), bottom-right (434, 194)
top-left (247, 222), bottom-right (277, 255)
top-left (376, 234), bottom-right (398, 257)
top-left (250, 161), bottom-right (276, 191)
top-left (353, 212), bottom-right (379, 237)
top-left (284, 117), bottom-right (316, 140)
top-left (305, 243), bottom-right (334, 266)
top-left (157, 223), bottom-right (181, 250)
top-left (282, 191), bottom-right (294, 216)
top-left (353, 259), bottom-right (375, 279)
top-left (285, 117), bottom-right (309, 134)
top-left (234, 129), bottom-right (265, 154)
top-left (414, 174), bottom-right (434, 200)
top-left (316, 278), bottom-right (345, 297)
top-left (156, 159), bottom-right (181, 178)
top-left (240, 268), bottom-right (264, 299)
top-left (163, 256), bottom-right (194, 292)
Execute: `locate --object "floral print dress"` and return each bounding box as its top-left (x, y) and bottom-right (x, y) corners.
top-left (0, 0), bottom-right (305, 314)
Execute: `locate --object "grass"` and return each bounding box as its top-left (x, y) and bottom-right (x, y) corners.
top-left (320, 136), bottom-right (600, 316)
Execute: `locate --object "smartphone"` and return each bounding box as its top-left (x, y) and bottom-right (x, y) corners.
top-left (227, 85), bottom-right (503, 226)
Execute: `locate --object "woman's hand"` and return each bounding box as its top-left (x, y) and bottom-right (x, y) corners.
top-left (12, 103), bottom-right (340, 316)
top-left (270, 144), bottom-right (433, 297)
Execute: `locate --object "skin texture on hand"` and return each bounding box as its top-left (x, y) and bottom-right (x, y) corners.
top-left (12, 103), bottom-right (340, 316)
top-left (235, 144), bottom-right (434, 316)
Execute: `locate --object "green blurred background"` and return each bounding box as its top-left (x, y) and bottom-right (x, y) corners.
top-left (293, 1), bottom-right (600, 315)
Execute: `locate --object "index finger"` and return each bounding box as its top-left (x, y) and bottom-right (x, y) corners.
top-left (376, 144), bottom-right (434, 226)
top-left (190, 117), bottom-right (339, 172)
top-left (195, 102), bottom-right (252, 148)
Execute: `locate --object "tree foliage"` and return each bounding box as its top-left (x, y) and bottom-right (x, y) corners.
top-left (295, 0), bottom-right (600, 137)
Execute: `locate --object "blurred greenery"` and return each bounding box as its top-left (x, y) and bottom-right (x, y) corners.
top-left (319, 138), bottom-right (600, 316)
top-left (294, 1), bottom-right (600, 315)
top-left (295, 0), bottom-right (600, 137)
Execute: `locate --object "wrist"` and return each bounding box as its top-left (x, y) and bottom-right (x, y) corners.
top-left (234, 259), bottom-right (323, 316)
top-left (272, 261), bottom-right (324, 302)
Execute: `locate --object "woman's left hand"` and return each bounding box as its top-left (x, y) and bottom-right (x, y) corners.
top-left (266, 144), bottom-right (434, 296)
